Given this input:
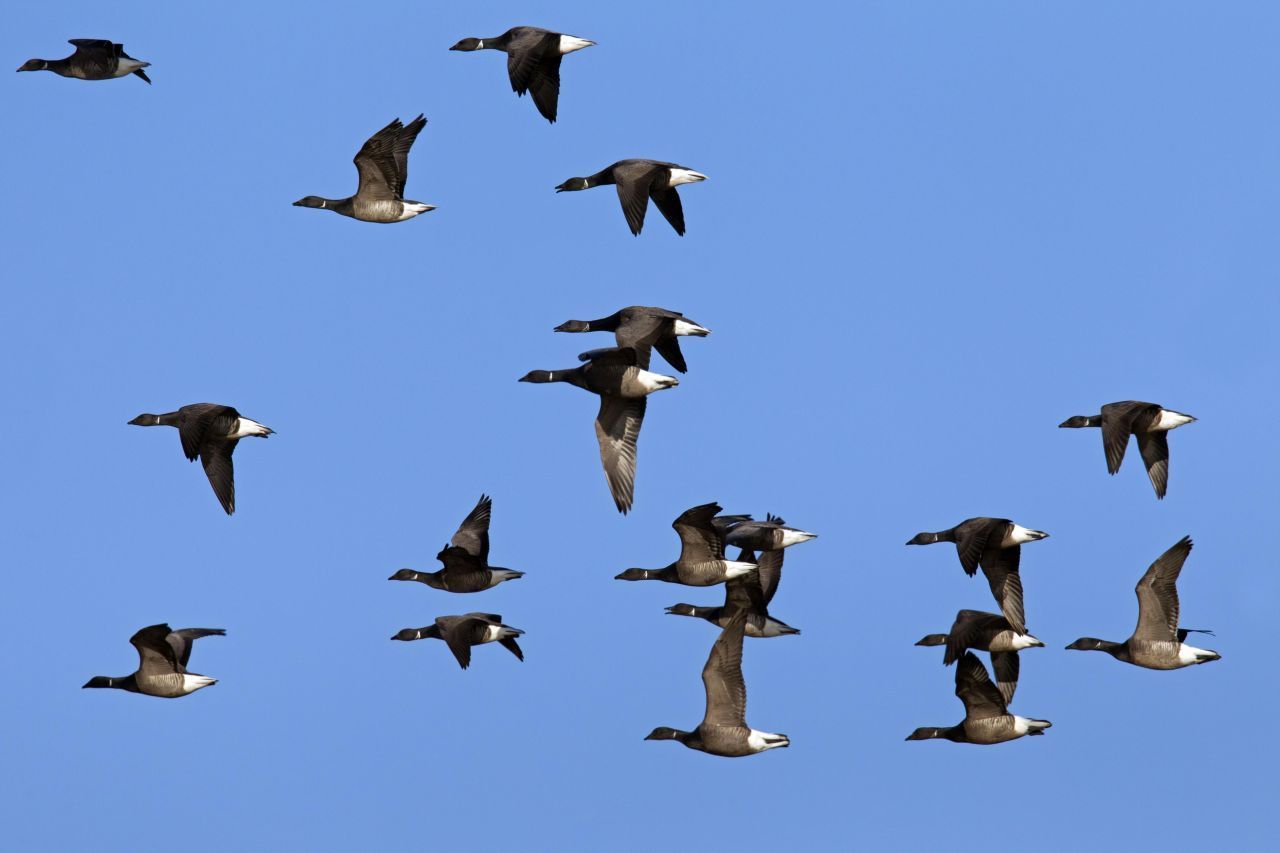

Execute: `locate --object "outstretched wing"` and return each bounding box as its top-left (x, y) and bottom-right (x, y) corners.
top-left (990, 651), bottom-right (1020, 706)
top-left (1134, 536), bottom-right (1193, 642)
top-left (979, 546), bottom-right (1025, 635)
top-left (506, 31), bottom-right (563, 122)
top-left (1136, 430), bottom-right (1170, 499)
top-left (130, 623), bottom-right (180, 676)
top-left (451, 494), bottom-right (492, 564)
top-left (200, 439), bottom-right (238, 515)
top-left (167, 628), bottom-right (225, 669)
top-left (954, 652), bottom-right (1007, 720)
top-left (595, 397), bottom-right (646, 514)
top-left (673, 503), bottom-right (727, 563)
top-left (354, 116), bottom-right (426, 200)
top-left (701, 612), bottom-right (748, 728)
top-left (649, 187), bottom-right (686, 236)
top-left (1100, 401), bottom-right (1153, 474)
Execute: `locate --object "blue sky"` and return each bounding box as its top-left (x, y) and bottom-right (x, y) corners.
top-left (2, 1), bottom-right (1276, 849)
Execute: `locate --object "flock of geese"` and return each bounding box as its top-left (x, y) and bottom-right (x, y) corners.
top-left (25, 28), bottom-right (1221, 757)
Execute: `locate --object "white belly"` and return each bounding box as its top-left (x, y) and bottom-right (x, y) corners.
top-left (667, 169), bottom-right (708, 187)
top-left (672, 318), bottom-right (710, 336)
top-left (558, 35), bottom-right (596, 54)
top-left (1152, 409), bottom-right (1196, 431)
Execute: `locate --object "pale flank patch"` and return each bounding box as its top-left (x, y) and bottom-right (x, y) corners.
top-left (667, 169), bottom-right (708, 187)
top-left (181, 674), bottom-right (217, 694)
top-left (780, 529), bottom-right (817, 547)
top-left (672, 318), bottom-right (710, 336)
top-left (723, 561), bottom-right (756, 580)
top-left (1153, 409), bottom-right (1196, 431)
top-left (558, 35), bottom-right (596, 54)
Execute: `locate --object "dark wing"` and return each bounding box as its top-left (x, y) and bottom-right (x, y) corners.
top-left (723, 550), bottom-right (765, 617)
top-left (613, 166), bottom-right (661, 235)
top-left (451, 494), bottom-right (492, 563)
top-left (68, 39), bottom-right (116, 76)
top-left (756, 549), bottom-right (785, 605)
top-left (954, 652), bottom-right (1007, 720)
top-left (979, 546), bottom-right (1025, 634)
top-left (990, 652), bottom-right (1020, 706)
top-left (437, 617), bottom-right (487, 670)
top-left (167, 628), bottom-right (225, 669)
top-left (1136, 430), bottom-right (1170, 499)
top-left (673, 503), bottom-right (727, 563)
top-left (944, 610), bottom-right (1007, 666)
top-left (506, 31), bottom-right (563, 122)
top-left (594, 397), bottom-right (647, 514)
top-left (582, 346), bottom-right (639, 367)
top-left (199, 439), bottom-right (238, 515)
top-left (652, 337), bottom-right (688, 373)
top-left (177, 403), bottom-right (235, 461)
top-left (499, 637), bottom-right (525, 662)
top-left (1134, 536), bottom-right (1193, 642)
top-left (701, 612), bottom-right (748, 728)
top-left (130, 624), bottom-right (180, 676)
top-left (612, 313), bottom-right (669, 371)
top-left (649, 187), bottom-right (686, 236)
top-left (1100, 401), bottom-right (1153, 474)
top-left (354, 116), bottom-right (425, 201)
top-left (955, 520), bottom-right (998, 577)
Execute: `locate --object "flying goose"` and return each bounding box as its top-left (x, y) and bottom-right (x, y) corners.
top-left (18, 39), bottom-right (151, 83)
top-left (388, 495), bottom-right (524, 592)
top-left (916, 610), bottom-right (1044, 704)
top-left (520, 346), bottom-right (678, 513)
top-left (293, 115), bottom-right (435, 223)
top-left (83, 624), bottom-right (224, 698)
top-left (905, 652), bottom-right (1051, 745)
top-left (617, 503), bottom-right (758, 587)
top-left (553, 306), bottom-right (710, 373)
top-left (1059, 401), bottom-right (1196, 499)
top-left (1066, 536), bottom-right (1220, 669)
top-left (667, 549), bottom-right (800, 637)
top-left (392, 613), bottom-right (524, 670)
top-left (724, 513), bottom-right (818, 552)
top-left (556, 160), bottom-right (707, 236)
top-left (129, 403), bottom-right (273, 515)
top-left (449, 26), bottom-right (594, 123)
top-left (905, 517), bottom-right (1049, 634)
top-left (645, 611), bottom-right (789, 757)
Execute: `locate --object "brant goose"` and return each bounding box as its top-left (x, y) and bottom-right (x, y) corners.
top-left (905, 652), bottom-right (1051, 745)
top-left (724, 513), bottom-right (818, 552)
top-left (553, 306), bottom-right (710, 373)
top-left (906, 517), bottom-right (1048, 634)
top-left (667, 549), bottom-right (800, 637)
top-left (293, 115), bottom-right (434, 223)
top-left (129, 403), bottom-right (273, 515)
top-left (83, 624), bottom-right (224, 698)
top-left (916, 610), bottom-right (1044, 704)
top-left (520, 346), bottom-right (678, 513)
top-left (1059, 401), bottom-right (1196, 499)
top-left (388, 495), bottom-right (524, 593)
top-left (18, 39), bottom-right (151, 83)
top-left (1066, 536), bottom-right (1221, 669)
top-left (645, 611), bottom-right (789, 757)
top-left (617, 502), bottom-right (758, 587)
top-left (449, 27), bottom-right (594, 123)
top-left (556, 160), bottom-right (707, 236)
top-left (392, 613), bottom-right (524, 670)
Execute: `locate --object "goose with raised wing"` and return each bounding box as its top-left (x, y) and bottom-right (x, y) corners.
top-left (392, 613), bottom-right (524, 670)
top-left (1065, 536), bottom-right (1220, 669)
top-left (553, 306), bottom-right (710, 373)
top-left (293, 115), bottom-right (434, 223)
top-left (18, 39), bottom-right (150, 82)
top-left (556, 159), bottom-right (707, 236)
top-left (83, 624), bottom-right (224, 698)
top-left (644, 612), bottom-right (789, 757)
top-left (388, 495), bottom-right (524, 592)
top-left (520, 346), bottom-right (678, 513)
top-left (906, 517), bottom-right (1048, 634)
top-left (905, 652), bottom-right (1051, 745)
top-left (1059, 400), bottom-right (1196, 499)
top-left (129, 403), bottom-right (273, 515)
top-left (616, 502), bottom-right (757, 587)
top-left (450, 26), bottom-right (594, 123)
top-left (916, 609), bottom-right (1044, 704)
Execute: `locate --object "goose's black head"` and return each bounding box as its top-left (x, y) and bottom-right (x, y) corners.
top-left (905, 532), bottom-right (937, 546)
top-left (555, 177), bottom-right (590, 193)
top-left (82, 676), bottom-right (113, 689)
top-left (615, 568), bottom-right (653, 581)
top-left (128, 414), bottom-right (160, 426)
top-left (1065, 637), bottom-right (1106, 651)
top-left (17, 59), bottom-right (47, 73)
top-left (387, 569), bottom-right (418, 582)
top-left (554, 320), bottom-right (591, 333)
top-left (292, 196), bottom-right (329, 209)
top-left (449, 38), bottom-right (484, 51)
top-left (644, 726), bottom-right (687, 742)
top-left (390, 628), bottom-right (424, 642)
top-left (1058, 415), bottom-right (1093, 428)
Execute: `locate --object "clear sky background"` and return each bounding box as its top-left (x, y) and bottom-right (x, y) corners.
top-left (2, 1), bottom-right (1276, 850)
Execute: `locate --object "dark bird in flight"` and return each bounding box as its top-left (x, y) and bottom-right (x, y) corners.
top-left (905, 652), bottom-right (1051, 745)
top-left (129, 403), bottom-right (273, 515)
top-left (450, 26), bottom-right (595, 123)
top-left (556, 159), bottom-right (707, 236)
top-left (553, 306), bottom-right (710, 373)
top-left (1059, 400), bottom-right (1196, 499)
top-left (392, 613), bottom-right (525, 670)
top-left (916, 609), bottom-right (1045, 705)
top-left (83, 624), bottom-right (224, 698)
top-left (388, 495), bottom-right (525, 592)
top-left (18, 39), bottom-right (151, 83)
top-left (617, 503), bottom-right (758, 587)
